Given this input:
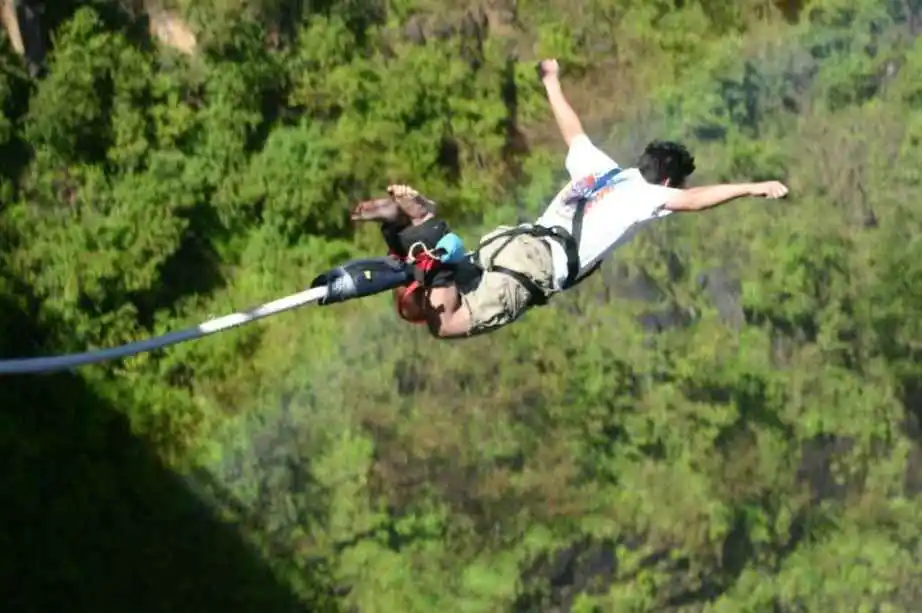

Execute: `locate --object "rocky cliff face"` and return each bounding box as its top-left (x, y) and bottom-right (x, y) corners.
top-left (1, 0), bottom-right (45, 74)
top-left (146, 2), bottom-right (196, 55)
top-left (1, 0), bottom-right (196, 73)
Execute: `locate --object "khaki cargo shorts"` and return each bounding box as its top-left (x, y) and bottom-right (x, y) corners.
top-left (461, 226), bottom-right (556, 335)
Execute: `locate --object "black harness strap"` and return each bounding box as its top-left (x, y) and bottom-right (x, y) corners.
top-left (491, 264), bottom-right (551, 306)
top-left (558, 166), bottom-right (623, 287)
top-left (472, 190), bottom-right (596, 307)
top-left (476, 223), bottom-right (581, 279)
top-left (566, 193), bottom-right (588, 285)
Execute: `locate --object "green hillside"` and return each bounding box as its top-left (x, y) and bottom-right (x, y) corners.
top-left (2, 0), bottom-right (922, 611)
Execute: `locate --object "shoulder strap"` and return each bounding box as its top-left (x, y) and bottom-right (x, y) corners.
top-left (469, 166), bottom-right (623, 300)
top-left (557, 166), bottom-right (623, 287)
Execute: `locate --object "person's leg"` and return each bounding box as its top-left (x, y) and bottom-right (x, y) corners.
top-left (351, 184), bottom-right (440, 260)
top-left (432, 229), bottom-right (555, 338)
top-left (418, 227), bottom-right (523, 339)
top-left (449, 270), bottom-right (531, 337)
top-left (414, 227), bottom-right (556, 338)
top-left (352, 185), bottom-right (447, 323)
top-left (350, 184), bottom-right (436, 226)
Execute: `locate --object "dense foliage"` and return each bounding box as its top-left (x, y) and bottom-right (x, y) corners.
top-left (3, 0), bottom-right (922, 610)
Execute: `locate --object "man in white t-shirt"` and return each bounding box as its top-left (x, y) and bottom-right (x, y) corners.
top-left (351, 58), bottom-right (788, 338)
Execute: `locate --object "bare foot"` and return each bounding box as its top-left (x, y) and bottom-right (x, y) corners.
top-left (350, 197), bottom-right (400, 222)
top-left (387, 184), bottom-right (437, 222)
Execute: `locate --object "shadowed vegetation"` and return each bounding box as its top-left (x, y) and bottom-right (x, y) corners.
top-left (2, 0), bottom-right (922, 610)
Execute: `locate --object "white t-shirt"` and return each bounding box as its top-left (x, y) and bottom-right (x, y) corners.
top-left (533, 134), bottom-right (681, 289)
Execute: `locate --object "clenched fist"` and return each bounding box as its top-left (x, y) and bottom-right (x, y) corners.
top-left (751, 181), bottom-right (789, 199)
top-left (536, 58), bottom-right (559, 81)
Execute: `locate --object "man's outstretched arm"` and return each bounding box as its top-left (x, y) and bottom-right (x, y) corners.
top-left (663, 180), bottom-right (789, 212)
top-left (539, 59), bottom-right (585, 147)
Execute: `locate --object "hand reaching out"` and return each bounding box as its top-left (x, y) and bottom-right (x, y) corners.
top-left (751, 181), bottom-right (789, 199)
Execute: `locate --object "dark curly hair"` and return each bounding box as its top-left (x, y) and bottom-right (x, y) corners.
top-left (637, 140), bottom-right (696, 187)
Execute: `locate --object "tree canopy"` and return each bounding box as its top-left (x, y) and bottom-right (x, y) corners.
top-left (3, 0), bottom-right (922, 611)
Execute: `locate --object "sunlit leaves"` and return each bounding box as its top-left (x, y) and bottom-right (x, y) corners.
top-left (3, 2), bottom-right (922, 612)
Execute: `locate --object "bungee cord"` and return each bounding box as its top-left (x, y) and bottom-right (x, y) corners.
top-left (0, 285), bottom-right (329, 375)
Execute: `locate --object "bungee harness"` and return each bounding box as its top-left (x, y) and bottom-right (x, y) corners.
top-left (0, 169), bottom-right (629, 374)
top-left (363, 166), bottom-right (624, 320)
top-left (470, 166), bottom-right (623, 306)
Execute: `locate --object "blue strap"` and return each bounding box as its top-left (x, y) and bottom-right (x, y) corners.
top-left (564, 167), bottom-right (623, 204)
top-left (587, 167), bottom-right (623, 197)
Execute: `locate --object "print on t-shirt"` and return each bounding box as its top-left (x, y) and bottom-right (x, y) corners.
top-left (545, 170), bottom-right (629, 221)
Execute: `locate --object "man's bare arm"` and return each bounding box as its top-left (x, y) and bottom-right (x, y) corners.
top-left (423, 286), bottom-right (472, 339)
top-left (539, 59), bottom-right (585, 147)
top-left (664, 180), bottom-right (788, 212)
